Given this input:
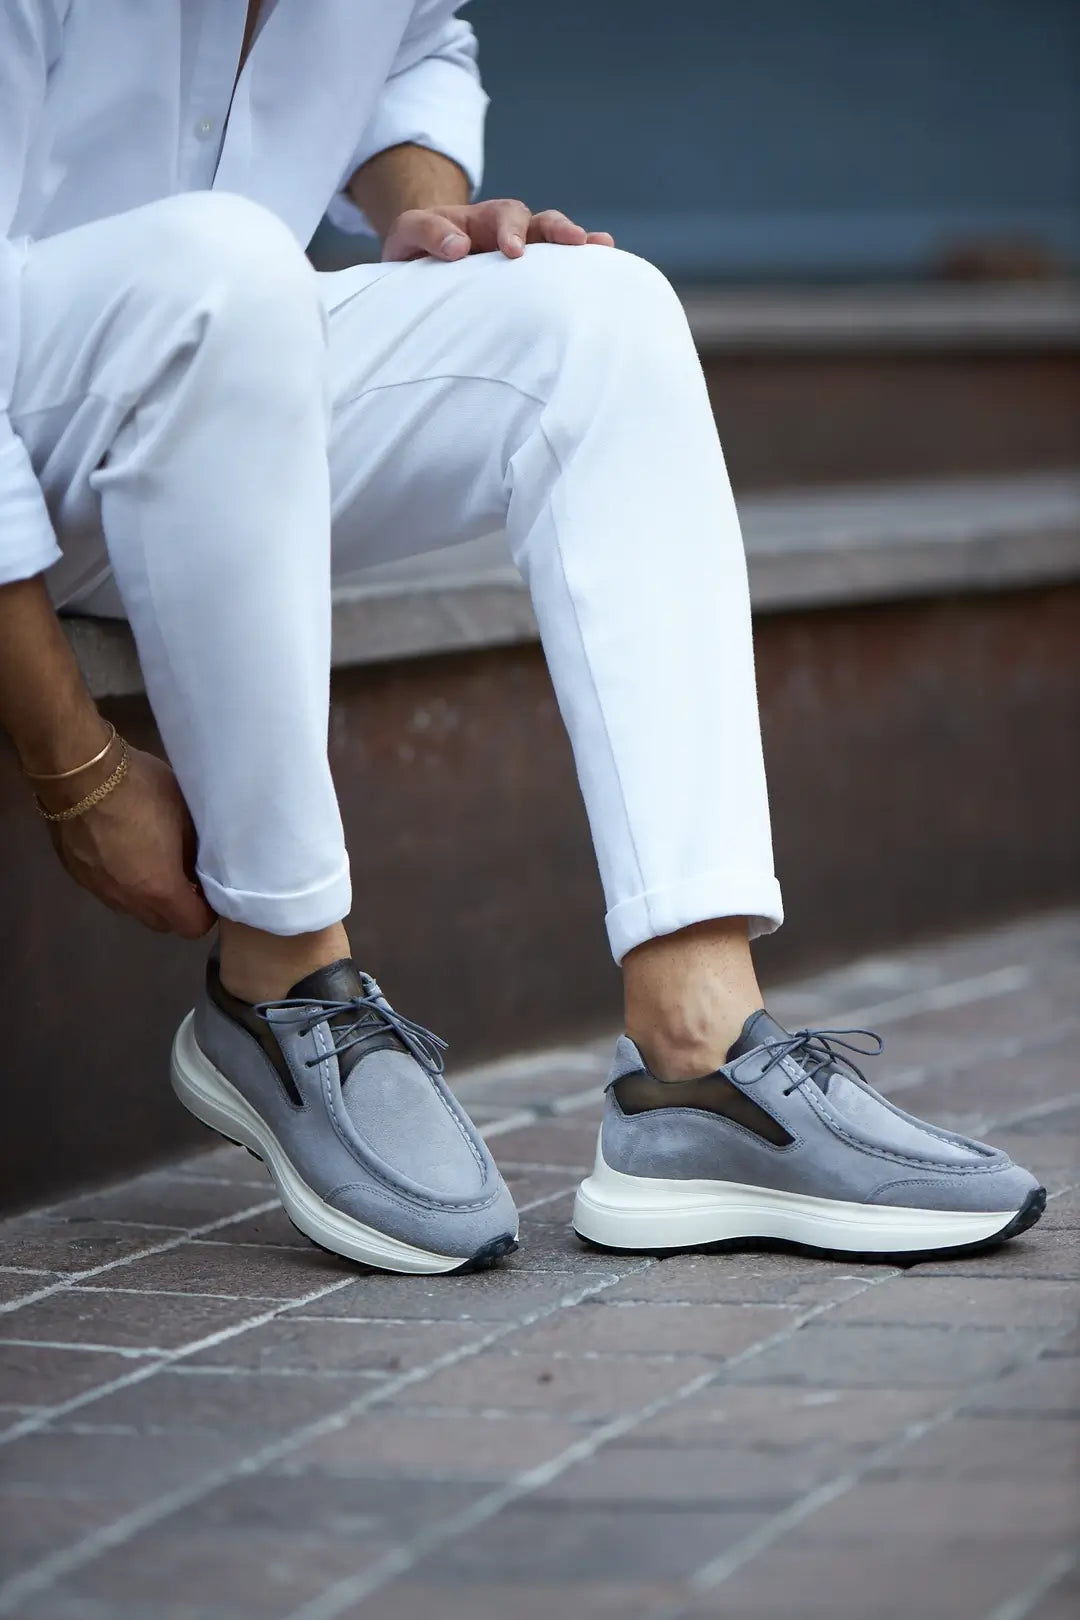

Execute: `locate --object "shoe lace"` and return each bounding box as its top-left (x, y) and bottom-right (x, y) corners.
top-left (736, 1026), bottom-right (885, 1097)
top-left (254, 982), bottom-right (448, 1075)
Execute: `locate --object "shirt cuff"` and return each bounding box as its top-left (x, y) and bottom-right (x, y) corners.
top-left (0, 422), bottom-right (62, 586)
top-left (326, 54), bottom-right (488, 237)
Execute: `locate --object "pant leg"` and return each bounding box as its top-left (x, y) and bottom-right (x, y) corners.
top-left (322, 244), bottom-right (782, 962)
top-left (13, 193), bottom-right (350, 932)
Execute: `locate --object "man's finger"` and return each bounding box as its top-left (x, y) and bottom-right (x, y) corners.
top-left (490, 198), bottom-right (532, 258)
top-left (383, 208), bottom-right (470, 263)
top-left (528, 210), bottom-right (588, 246)
top-left (585, 230), bottom-right (615, 248)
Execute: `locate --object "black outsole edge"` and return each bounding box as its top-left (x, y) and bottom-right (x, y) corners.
top-left (572, 1185), bottom-right (1048, 1268)
top-left (451, 1233), bottom-right (520, 1274)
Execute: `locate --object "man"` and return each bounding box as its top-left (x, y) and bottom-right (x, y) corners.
top-left (1, 0), bottom-right (1043, 1273)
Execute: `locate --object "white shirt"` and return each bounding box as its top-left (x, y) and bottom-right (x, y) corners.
top-left (0, 0), bottom-right (486, 587)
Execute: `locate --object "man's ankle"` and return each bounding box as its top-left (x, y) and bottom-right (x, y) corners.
top-left (217, 920), bottom-right (351, 1004)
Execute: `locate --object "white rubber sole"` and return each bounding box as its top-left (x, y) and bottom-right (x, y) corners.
top-left (572, 1144), bottom-right (1021, 1256)
top-left (170, 1012), bottom-right (494, 1275)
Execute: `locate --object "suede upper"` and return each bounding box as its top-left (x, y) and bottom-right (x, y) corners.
top-left (600, 1019), bottom-right (1040, 1215)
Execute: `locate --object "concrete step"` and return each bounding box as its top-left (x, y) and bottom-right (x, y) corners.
top-left (67, 470), bottom-right (1080, 698)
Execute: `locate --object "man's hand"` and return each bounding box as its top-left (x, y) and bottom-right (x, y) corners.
top-left (383, 198), bottom-right (615, 263)
top-left (48, 746), bottom-right (215, 938)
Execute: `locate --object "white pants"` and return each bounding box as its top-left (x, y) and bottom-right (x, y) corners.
top-left (12, 192), bottom-right (782, 962)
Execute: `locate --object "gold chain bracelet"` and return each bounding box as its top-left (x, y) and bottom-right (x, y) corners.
top-left (35, 740), bottom-right (130, 823)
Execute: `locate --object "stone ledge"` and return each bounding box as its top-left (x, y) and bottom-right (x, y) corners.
top-left (66, 471), bottom-right (1080, 699)
top-left (681, 281), bottom-right (1080, 352)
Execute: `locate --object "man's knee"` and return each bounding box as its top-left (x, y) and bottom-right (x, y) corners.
top-left (516, 243), bottom-right (682, 329)
top-left (124, 192), bottom-right (324, 365)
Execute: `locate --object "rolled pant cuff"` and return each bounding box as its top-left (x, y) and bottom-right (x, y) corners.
top-left (196, 864), bottom-right (352, 936)
top-left (606, 871), bottom-right (784, 964)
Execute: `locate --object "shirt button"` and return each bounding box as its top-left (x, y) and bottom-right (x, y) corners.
top-left (194, 118), bottom-right (216, 140)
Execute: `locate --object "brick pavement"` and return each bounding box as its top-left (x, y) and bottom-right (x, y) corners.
top-left (0, 909), bottom-right (1077, 1620)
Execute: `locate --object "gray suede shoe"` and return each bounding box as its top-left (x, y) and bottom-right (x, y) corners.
top-left (171, 956), bottom-right (518, 1273)
top-left (573, 1010), bottom-right (1045, 1260)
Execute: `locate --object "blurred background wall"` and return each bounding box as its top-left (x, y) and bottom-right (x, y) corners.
top-left (471, 0), bottom-right (1080, 281)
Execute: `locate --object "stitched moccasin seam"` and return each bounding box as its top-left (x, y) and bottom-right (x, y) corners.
top-left (801, 1086), bottom-right (1005, 1173)
top-left (314, 1022), bottom-right (491, 1204)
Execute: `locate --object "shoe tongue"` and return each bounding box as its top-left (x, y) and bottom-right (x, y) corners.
top-left (286, 958), bottom-right (386, 1081)
top-left (725, 1008), bottom-right (790, 1064)
top-left (288, 957), bottom-right (364, 1002)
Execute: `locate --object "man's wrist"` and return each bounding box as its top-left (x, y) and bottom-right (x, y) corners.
top-left (16, 705), bottom-right (113, 781)
top-left (348, 143), bottom-right (470, 237)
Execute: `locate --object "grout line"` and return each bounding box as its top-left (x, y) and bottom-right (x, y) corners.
top-left (279, 1267), bottom-right (902, 1620)
top-left (827, 963), bottom-right (1033, 1029)
top-left (0, 1267), bottom-right (360, 1449)
top-left (982, 1549), bottom-right (1078, 1620)
top-left (870, 1018), bottom-right (1080, 1103)
top-left (0, 1338), bottom-right (163, 1360)
top-left (0, 1263), bottom-right (649, 1616)
top-left (0, 1198), bottom-right (281, 1321)
top-left (650, 1318), bottom-right (1080, 1619)
top-left (480, 1089), bottom-right (605, 1141)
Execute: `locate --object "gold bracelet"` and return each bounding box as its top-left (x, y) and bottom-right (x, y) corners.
top-left (23, 722), bottom-right (118, 782)
top-left (35, 741), bottom-right (130, 823)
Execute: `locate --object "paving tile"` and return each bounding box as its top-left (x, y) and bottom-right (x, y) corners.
top-left (679, 1532), bottom-right (1059, 1620)
top-left (0, 1220), bottom-right (170, 1275)
top-left (281, 1266), bottom-right (624, 1322)
top-left (724, 1322), bottom-right (1037, 1387)
top-left (0, 913), bottom-right (1075, 1615)
top-left (0, 1426), bottom-right (242, 1499)
top-left (599, 1253), bottom-right (875, 1308)
top-left (0, 1487), bottom-right (140, 1574)
top-left (823, 1275), bottom-right (1079, 1329)
top-left (508, 1302), bottom-right (792, 1358)
top-left (507, 1224), bottom-right (634, 1273)
top-left (394, 1350), bottom-right (715, 1419)
top-left (66, 1365), bottom-right (377, 1437)
top-left (0, 1344), bottom-right (144, 1411)
top-left (1042, 1188), bottom-right (1080, 1230)
top-left (424, 1503), bottom-right (764, 1582)
top-left (283, 1407), bottom-right (587, 1480)
top-left (0, 1289), bottom-right (268, 1352)
top-left (171, 1145), bottom-right (267, 1184)
top-left (531, 1442), bottom-right (833, 1508)
top-left (356, 1580), bottom-right (677, 1620)
top-left (0, 1272), bottom-right (61, 1313)
top-left (197, 1207), bottom-right (313, 1250)
top-left (623, 1383), bottom-right (958, 1449)
top-left (183, 1315), bottom-right (489, 1374)
top-left (499, 1168), bottom-right (577, 1209)
top-left (35, 1528), bottom-right (396, 1619)
top-left (963, 1353), bottom-right (1080, 1415)
top-left (17, 1598), bottom-right (238, 1620)
top-left (44, 1171), bottom-right (274, 1232)
top-left (869, 1413), bottom-right (1080, 1481)
top-left (804, 1474), bottom-right (1076, 1538)
top-left (484, 1118), bottom-right (598, 1170)
top-left (917, 1228), bottom-right (1080, 1280)
top-left (456, 1057), bottom-right (608, 1109)
top-left (1024, 1568), bottom-right (1080, 1620)
top-left (172, 1469), bottom-right (481, 1539)
top-left (76, 1239), bottom-right (352, 1300)
top-left (515, 1187), bottom-right (578, 1224)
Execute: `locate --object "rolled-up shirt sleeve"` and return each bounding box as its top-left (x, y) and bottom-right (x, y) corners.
top-left (327, 4), bottom-right (488, 236)
top-left (0, 0), bottom-right (62, 586)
